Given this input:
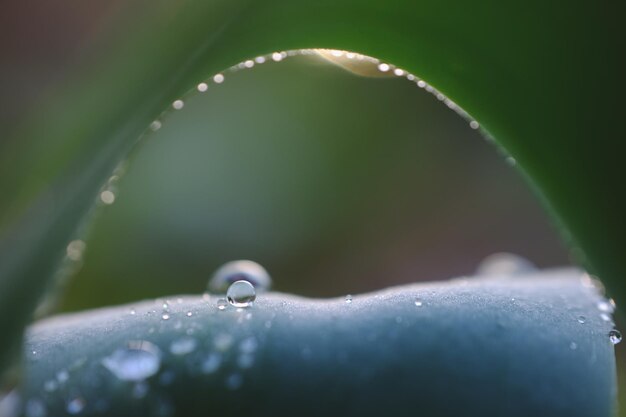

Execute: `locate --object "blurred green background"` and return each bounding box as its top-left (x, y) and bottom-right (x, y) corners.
top-left (2, 1), bottom-right (624, 413)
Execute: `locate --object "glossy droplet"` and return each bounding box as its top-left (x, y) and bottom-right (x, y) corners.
top-left (577, 316), bottom-right (586, 324)
top-left (169, 337), bottom-right (197, 356)
top-left (101, 341), bottom-right (161, 381)
top-left (345, 295), bottom-right (353, 304)
top-left (217, 298), bottom-right (228, 310)
top-left (197, 82), bottom-right (208, 92)
top-left (476, 253), bottom-right (536, 277)
top-left (609, 330), bottom-right (622, 345)
top-left (600, 313), bottom-right (612, 322)
top-left (227, 280), bottom-right (256, 307)
top-left (162, 313), bottom-right (170, 321)
top-left (66, 398), bottom-right (85, 415)
top-left (213, 74), bottom-right (224, 83)
top-left (172, 100), bottom-right (184, 110)
top-left (414, 298), bottom-right (423, 307)
top-left (209, 260), bottom-right (272, 293)
top-left (597, 300), bottom-right (615, 313)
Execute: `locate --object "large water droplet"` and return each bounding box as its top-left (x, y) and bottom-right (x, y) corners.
top-left (101, 341), bottom-right (161, 381)
top-left (476, 253), bottom-right (536, 277)
top-left (66, 397), bottom-right (85, 415)
top-left (169, 337), bottom-right (197, 356)
top-left (609, 330), bottom-right (622, 345)
top-left (209, 260), bottom-right (271, 293)
top-left (227, 280), bottom-right (256, 308)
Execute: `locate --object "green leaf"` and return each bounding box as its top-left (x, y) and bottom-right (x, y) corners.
top-left (20, 270), bottom-right (616, 416)
top-left (0, 0), bottom-right (623, 385)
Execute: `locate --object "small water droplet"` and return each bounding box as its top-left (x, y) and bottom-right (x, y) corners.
top-left (66, 397), bottom-right (85, 415)
top-left (244, 60), bottom-right (254, 68)
top-left (209, 260), bottom-right (272, 293)
top-left (66, 240), bottom-right (86, 261)
top-left (197, 82), bottom-right (208, 92)
top-left (25, 398), bottom-right (47, 417)
top-left (377, 63), bottom-right (390, 72)
top-left (477, 253), bottom-right (535, 277)
top-left (414, 298), bottom-right (423, 307)
top-left (609, 330), bottom-right (622, 345)
top-left (100, 190), bottom-right (115, 205)
top-left (150, 120), bottom-right (162, 131)
top-left (172, 100), bottom-right (184, 110)
top-left (129, 308), bottom-right (136, 315)
top-left (201, 353), bottom-right (222, 374)
top-left (272, 52), bottom-right (283, 62)
top-left (417, 80), bottom-right (426, 88)
top-left (169, 337), bottom-right (197, 356)
top-left (393, 68), bottom-right (404, 76)
top-left (255, 56), bottom-right (266, 64)
top-left (600, 313), bottom-right (612, 322)
top-left (469, 120), bottom-right (480, 129)
top-left (101, 341), bottom-right (161, 381)
top-left (217, 298), bottom-right (228, 310)
top-left (186, 311), bottom-right (193, 317)
top-left (162, 313), bottom-right (170, 320)
top-left (597, 300), bottom-right (614, 313)
top-left (213, 74), bottom-right (224, 84)
top-left (506, 156), bottom-right (517, 167)
top-left (577, 315), bottom-right (586, 324)
top-left (345, 294), bottom-right (353, 304)
top-left (227, 280), bottom-right (256, 308)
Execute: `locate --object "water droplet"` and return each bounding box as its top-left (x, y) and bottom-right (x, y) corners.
top-left (129, 308), bottom-right (136, 315)
top-left (393, 68), bottom-right (404, 76)
top-left (272, 52), bottom-right (283, 62)
top-left (597, 300), bottom-right (614, 313)
top-left (414, 298), bottom-right (423, 307)
top-left (66, 240), bottom-right (86, 261)
top-left (209, 260), bottom-right (272, 293)
top-left (477, 253), bottom-right (536, 277)
top-left (609, 330), bottom-right (622, 345)
top-left (172, 100), bottom-right (184, 110)
top-left (244, 60), bottom-right (254, 68)
top-left (186, 311), bottom-right (193, 317)
top-left (469, 121), bottom-right (480, 129)
top-left (226, 373), bottom-right (243, 390)
top-left (569, 342), bottom-right (578, 350)
top-left (506, 156), bottom-right (517, 167)
top-left (197, 82), bottom-right (208, 92)
top-left (213, 74), bottom-right (224, 84)
top-left (169, 337), bottom-right (197, 356)
top-left (600, 313), bottom-right (612, 322)
top-left (25, 398), bottom-right (47, 417)
top-left (100, 190), bottom-right (115, 205)
top-left (149, 120), bottom-right (162, 131)
top-left (101, 341), bottom-right (161, 381)
top-left (217, 298), bottom-right (228, 310)
top-left (201, 353), bottom-right (222, 374)
top-left (377, 63), bottom-right (390, 72)
top-left (227, 280), bottom-right (256, 308)
top-left (162, 313), bottom-right (170, 320)
top-left (66, 397), bottom-right (85, 415)
top-left (577, 315), bottom-right (586, 324)
top-left (417, 80), bottom-right (426, 88)
top-left (255, 56), bottom-right (266, 64)
top-left (345, 294), bottom-right (353, 303)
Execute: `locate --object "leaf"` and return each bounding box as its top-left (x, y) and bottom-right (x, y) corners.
top-left (0, 0), bottom-right (623, 377)
top-left (18, 269), bottom-right (616, 416)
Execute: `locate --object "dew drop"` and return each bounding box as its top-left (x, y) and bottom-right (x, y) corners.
top-left (101, 341), bottom-right (161, 381)
top-left (213, 74), bottom-right (225, 84)
top-left (186, 311), bottom-right (193, 317)
top-left (577, 315), bottom-right (586, 324)
top-left (244, 60), bottom-right (254, 68)
top-left (66, 240), bottom-right (86, 261)
top-left (227, 280), bottom-right (256, 308)
top-left (162, 313), bottom-right (170, 321)
top-left (255, 56), bottom-right (266, 64)
top-left (393, 68), bottom-right (404, 76)
top-left (150, 120), bottom-right (162, 131)
top-left (377, 63), bottom-right (390, 72)
top-left (100, 190), bottom-right (115, 205)
top-left (506, 156), bottom-right (517, 167)
top-left (172, 100), bottom-right (184, 110)
top-left (414, 298), bottom-right (423, 307)
top-left (597, 300), bottom-right (614, 313)
top-left (600, 313), bottom-right (612, 322)
top-left (609, 330), bottom-right (622, 345)
top-left (417, 80), bottom-right (426, 88)
top-left (169, 337), bottom-right (197, 356)
top-left (272, 52), bottom-right (283, 62)
top-left (217, 298), bottom-right (228, 310)
top-left (66, 397), bottom-right (85, 415)
top-left (209, 260), bottom-right (272, 293)
top-left (345, 294), bottom-right (353, 304)
top-left (197, 82), bottom-right (208, 92)
top-left (129, 308), bottom-right (136, 315)
top-left (477, 252), bottom-right (536, 277)
top-left (469, 120), bottom-right (480, 129)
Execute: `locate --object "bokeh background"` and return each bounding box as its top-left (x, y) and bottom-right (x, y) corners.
top-left (2, 1), bottom-right (624, 413)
